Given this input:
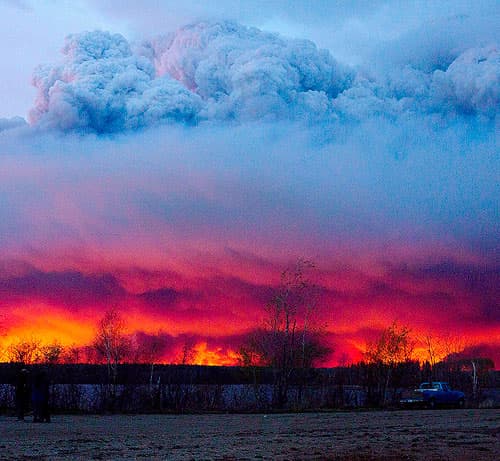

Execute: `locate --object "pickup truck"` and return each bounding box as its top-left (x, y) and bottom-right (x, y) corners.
top-left (400, 382), bottom-right (465, 409)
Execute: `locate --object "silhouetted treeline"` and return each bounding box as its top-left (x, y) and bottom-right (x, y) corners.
top-left (0, 363), bottom-right (327, 386)
top-left (0, 360), bottom-right (498, 413)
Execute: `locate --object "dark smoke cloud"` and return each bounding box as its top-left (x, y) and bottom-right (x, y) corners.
top-left (0, 268), bottom-right (126, 311)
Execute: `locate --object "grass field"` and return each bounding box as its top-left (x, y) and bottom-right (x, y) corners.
top-left (0, 409), bottom-right (498, 460)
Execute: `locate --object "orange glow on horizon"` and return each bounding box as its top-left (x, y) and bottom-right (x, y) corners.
top-left (1, 261), bottom-right (498, 368)
top-left (3, 304), bottom-right (95, 347)
top-left (1, 306), bottom-right (499, 367)
top-left (189, 342), bottom-right (240, 366)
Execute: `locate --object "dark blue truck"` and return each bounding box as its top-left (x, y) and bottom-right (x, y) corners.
top-left (400, 382), bottom-right (465, 409)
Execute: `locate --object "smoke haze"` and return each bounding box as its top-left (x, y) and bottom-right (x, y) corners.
top-left (0, 14), bottom-right (498, 365)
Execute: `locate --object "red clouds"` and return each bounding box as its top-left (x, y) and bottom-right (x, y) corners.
top-left (1, 254), bottom-right (498, 367)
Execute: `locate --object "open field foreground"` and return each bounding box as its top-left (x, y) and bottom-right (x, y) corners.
top-left (0, 410), bottom-right (499, 461)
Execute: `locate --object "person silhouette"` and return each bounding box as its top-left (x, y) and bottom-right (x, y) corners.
top-left (32, 371), bottom-right (50, 423)
top-left (14, 367), bottom-right (29, 421)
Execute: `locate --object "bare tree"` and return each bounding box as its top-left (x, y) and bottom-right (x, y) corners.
top-left (441, 333), bottom-right (467, 361)
top-left (240, 259), bottom-right (331, 407)
top-left (365, 321), bottom-right (415, 405)
top-left (93, 309), bottom-right (130, 400)
top-left (6, 337), bottom-right (42, 364)
top-left (422, 334), bottom-right (443, 373)
top-left (365, 322), bottom-right (415, 365)
top-left (41, 341), bottom-right (64, 364)
top-left (421, 333), bottom-right (469, 381)
top-left (178, 337), bottom-right (197, 365)
top-left (62, 343), bottom-right (83, 364)
top-left (6, 337), bottom-right (64, 365)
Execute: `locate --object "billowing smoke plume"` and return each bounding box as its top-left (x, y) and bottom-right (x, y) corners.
top-left (140, 21), bottom-right (353, 121)
top-left (429, 46), bottom-right (500, 116)
top-left (30, 31), bottom-right (202, 132)
top-left (334, 45), bottom-right (500, 119)
top-left (28, 20), bottom-right (499, 133)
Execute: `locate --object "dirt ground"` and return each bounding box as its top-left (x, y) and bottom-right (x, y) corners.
top-left (0, 409), bottom-right (498, 460)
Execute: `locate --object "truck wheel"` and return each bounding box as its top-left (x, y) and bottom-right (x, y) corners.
top-left (428, 399), bottom-right (436, 410)
top-left (457, 398), bottom-right (465, 409)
